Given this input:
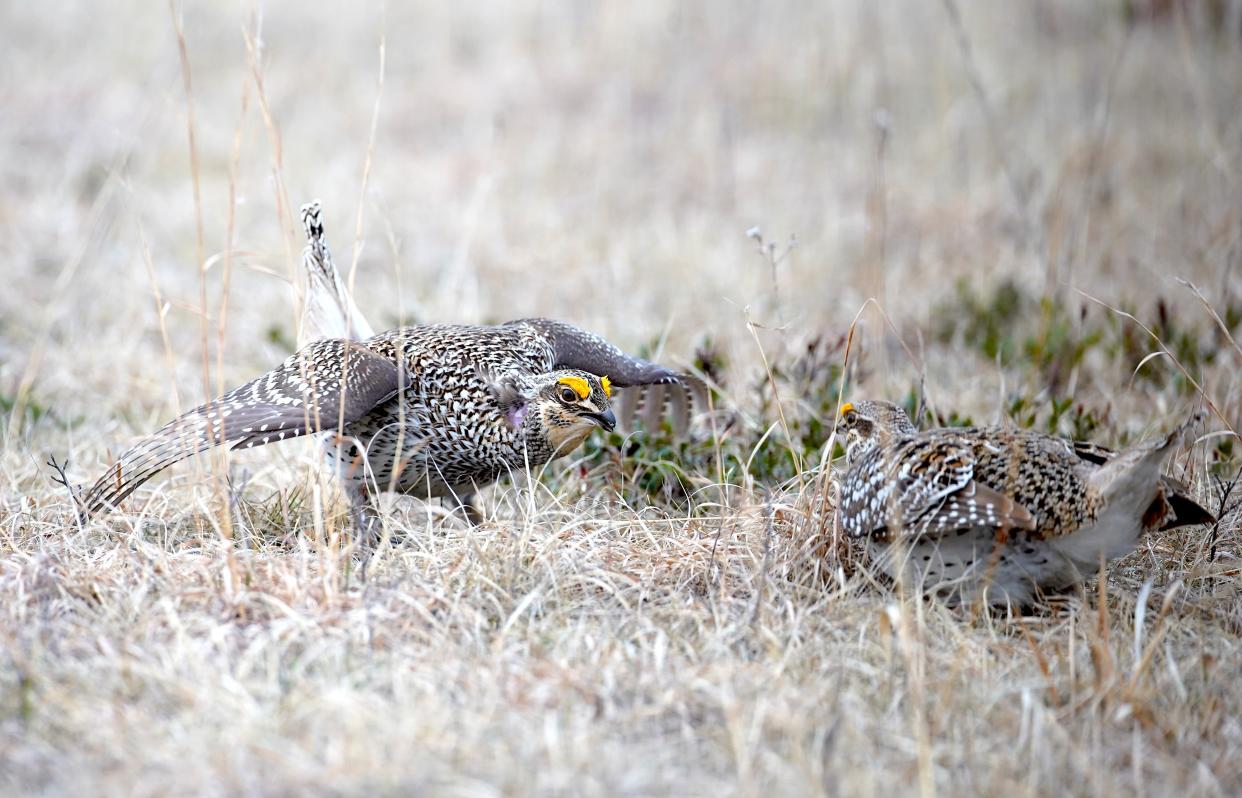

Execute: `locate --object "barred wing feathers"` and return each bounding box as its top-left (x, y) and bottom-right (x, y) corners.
top-left (79, 339), bottom-right (401, 518)
top-left (841, 436), bottom-right (1035, 539)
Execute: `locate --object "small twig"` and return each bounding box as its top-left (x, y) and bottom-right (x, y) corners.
top-left (169, 0), bottom-right (210, 403)
top-left (242, 12), bottom-right (299, 316)
top-left (865, 110), bottom-right (890, 306)
top-left (45, 455), bottom-right (86, 527)
top-left (1208, 473), bottom-right (1240, 562)
top-left (349, 21), bottom-right (387, 297)
top-left (746, 227), bottom-right (796, 322)
top-left (219, 78), bottom-right (252, 397)
top-left (708, 516), bottom-right (728, 589)
top-left (745, 495), bottom-right (776, 636)
top-left (45, 455), bottom-right (72, 492)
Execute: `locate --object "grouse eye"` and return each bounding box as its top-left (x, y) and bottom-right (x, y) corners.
top-left (843, 410), bottom-right (858, 426)
top-left (559, 386), bottom-right (579, 403)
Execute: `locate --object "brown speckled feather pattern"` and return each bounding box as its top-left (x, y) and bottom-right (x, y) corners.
top-left (837, 400), bottom-right (1212, 606)
top-left (79, 319), bottom-right (684, 518)
top-left (328, 323), bottom-right (563, 499)
top-left (841, 427), bottom-right (1100, 542)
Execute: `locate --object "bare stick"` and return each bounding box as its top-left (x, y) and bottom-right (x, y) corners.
top-left (350, 22), bottom-right (387, 300)
top-left (168, 0), bottom-right (211, 402)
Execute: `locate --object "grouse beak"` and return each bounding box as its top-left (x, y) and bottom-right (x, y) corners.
top-left (585, 408), bottom-right (617, 432)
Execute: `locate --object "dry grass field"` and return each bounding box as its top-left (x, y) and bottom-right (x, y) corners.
top-left (3, 1), bottom-right (1242, 795)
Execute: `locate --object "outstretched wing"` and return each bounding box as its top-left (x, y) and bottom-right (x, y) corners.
top-left (841, 437), bottom-right (1035, 539)
top-left (510, 317), bottom-right (706, 435)
top-left (510, 318), bottom-right (681, 385)
top-left (79, 339), bottom-right (402, 519)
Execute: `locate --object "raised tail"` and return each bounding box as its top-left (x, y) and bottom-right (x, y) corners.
top-left (1071, 424), bottom-right (1214, 530)
top-left (1051, 412), bottom-right (1205, 566)
top-left (1091, 410), bottom-right (1200, 483)
top-left (299, 200), bottom-right (374, 346)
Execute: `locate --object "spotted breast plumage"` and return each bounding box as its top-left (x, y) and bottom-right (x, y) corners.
top-left (837, 400), bottom-right (1214, 607)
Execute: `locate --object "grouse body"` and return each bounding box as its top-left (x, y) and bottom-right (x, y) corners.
top-left (837, 400), bottom-right (1213, 606)
top-left (78, 318), bottom-right (689, 525)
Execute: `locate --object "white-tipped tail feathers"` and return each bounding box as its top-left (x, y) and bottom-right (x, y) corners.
top-left (299, 200), bottom-right (375, 346)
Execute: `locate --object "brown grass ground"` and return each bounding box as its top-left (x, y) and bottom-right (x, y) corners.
top-left (2, 1), bottom-right (1241, 795)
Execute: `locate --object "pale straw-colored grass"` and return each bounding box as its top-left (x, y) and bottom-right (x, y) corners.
top-left (2, 1), bottom-right (1240, 795)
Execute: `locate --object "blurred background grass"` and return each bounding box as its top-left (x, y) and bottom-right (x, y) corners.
top-left (2, 0), bottom-right (1238, 440)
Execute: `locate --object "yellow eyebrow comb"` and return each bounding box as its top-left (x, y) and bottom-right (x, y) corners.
top-left (557, 375), bottom-right (591, 400)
